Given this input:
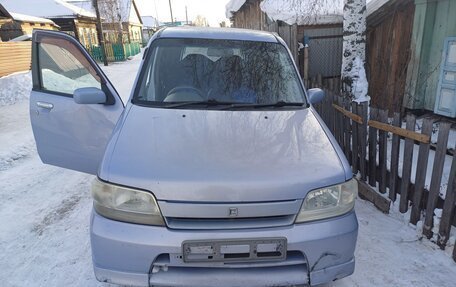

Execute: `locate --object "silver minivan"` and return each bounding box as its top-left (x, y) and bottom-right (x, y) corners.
top-left (30, 27), bottom-right (358, 287)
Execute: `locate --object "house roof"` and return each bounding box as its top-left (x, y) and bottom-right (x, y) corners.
top-left (10, 12), bottom-right (58, 25)
top-left (0, 0), bottom-right (96, 19)
top-left (226, 0), bottom-right (382, 26)
top-left (67, 0), bottom-right (142, 25)
top-left (0, 4), bottom-right (12, 18)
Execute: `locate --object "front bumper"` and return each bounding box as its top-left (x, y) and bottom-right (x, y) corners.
top-left (91, 210), bottom-right (358, 287)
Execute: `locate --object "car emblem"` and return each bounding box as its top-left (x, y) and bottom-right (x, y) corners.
top-left (228, 207), bottom-right (238, 217)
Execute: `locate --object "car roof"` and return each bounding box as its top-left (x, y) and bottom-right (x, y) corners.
top-left (159, 27), bottom-right (278, 43)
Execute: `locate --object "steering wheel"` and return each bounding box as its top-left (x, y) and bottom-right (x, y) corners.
top-left (164, 86), bottom-right (205, 102)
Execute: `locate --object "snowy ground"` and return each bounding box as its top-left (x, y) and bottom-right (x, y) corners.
top-left (1, 52), bottom-right (455, 287)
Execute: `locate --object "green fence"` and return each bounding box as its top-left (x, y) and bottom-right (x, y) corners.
top-left (87, 42), bottom-right (141, 62)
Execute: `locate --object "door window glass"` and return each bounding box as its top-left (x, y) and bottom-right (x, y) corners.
top-left (38, 39), bottom-right (101, 95)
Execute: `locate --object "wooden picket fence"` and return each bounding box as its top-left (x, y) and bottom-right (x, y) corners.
top-left (314, 89), bottom-right (456, 262)
top-left (87, 42), bottom-right (141, 62)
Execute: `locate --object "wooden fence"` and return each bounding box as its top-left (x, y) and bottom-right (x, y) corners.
top-left (0, 42), bottom-right (32, 77)
top-left (87, 42), bottom-right (141, 63)
top-left (314, 89), bottom-right (456, 262)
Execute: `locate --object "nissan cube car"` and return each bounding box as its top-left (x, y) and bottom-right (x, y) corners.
top-left (29, 27), bottom-right (358, 287)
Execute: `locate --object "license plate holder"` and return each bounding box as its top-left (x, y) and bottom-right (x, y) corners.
top-left (182, 238), bottom-right (287, 263)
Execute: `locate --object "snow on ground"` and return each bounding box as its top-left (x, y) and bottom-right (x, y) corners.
top-left (0, 71), bottom-right (32, 107)
top-left (1, 51), bottom-right (455, 287)
top-left (100, 54), bottom-right (143, 103)
top-left (383, 118), bottom-right (456, 199)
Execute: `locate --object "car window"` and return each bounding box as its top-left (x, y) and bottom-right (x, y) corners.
top-left (38, 41), bottom-right (101, 95)
top-left (135, 38), bottom-right (305, 107)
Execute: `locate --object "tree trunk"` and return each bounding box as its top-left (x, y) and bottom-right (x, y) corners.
top-left (116, 0), bottom-right (123, 44)
top-left (92, 0), bottom-right (108, 66)
top-left (341, 0), bottom-right (369, 102)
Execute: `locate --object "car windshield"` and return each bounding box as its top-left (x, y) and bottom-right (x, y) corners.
top-left (134, 38), bottom-right (306, 108)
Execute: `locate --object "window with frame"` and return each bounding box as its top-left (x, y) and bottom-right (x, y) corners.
top-left (38, 38), bottom-right (101, 95)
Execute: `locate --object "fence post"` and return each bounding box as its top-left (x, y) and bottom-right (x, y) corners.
top-left (368, 108), bottom-right (378, 187)
top-left (328, 91), bottom-right (335, 134)
top-left (423, 122), bottom-right (451, 238)
top-left (343, 98), bottom-right (351, 161)
top-left (410, 118), bottom-right (434, 225)
top-left (399, 114), bottom-right (416, 213)
top-left (437, 149), bottom-right (456, 249)
top-left (337, 96), bottom-right (344, 146)
top-left (351, 102), bottom-right (359, 174)
top-left (358, 102), bottom-right (368, 181)
top-left (378, 109), bottom-right (389, 193)
top-left (389, 113), bottom-right (401, 201)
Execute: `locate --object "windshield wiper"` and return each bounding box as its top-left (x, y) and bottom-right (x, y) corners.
top-left (220, 101), bottom-right (305, 110)
top-left (161, 99), bottom-right (237, 109)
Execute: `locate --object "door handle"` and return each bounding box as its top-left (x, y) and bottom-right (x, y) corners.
top-left (36, 101), bottom-right (54, 110)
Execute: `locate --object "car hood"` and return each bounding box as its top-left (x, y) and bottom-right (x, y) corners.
top-left (100, 105), bottom-right (349, 202)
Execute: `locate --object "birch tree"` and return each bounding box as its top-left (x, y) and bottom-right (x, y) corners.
top-left (259, 0), bottom-right (369, 102)
top-left (341, 0), bottom-right (369, 102)
top-left (98, 0), bottom-right (128, 43)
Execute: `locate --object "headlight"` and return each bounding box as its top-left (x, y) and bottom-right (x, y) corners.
top-left (295, 179), bottom-right (357, 223)
top-left (91, 178), bottom-right (165, 226)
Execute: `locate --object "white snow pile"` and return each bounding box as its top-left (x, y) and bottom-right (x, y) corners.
top-left (350, 56), bottom-right (370, 103)
top-left (0, 83), bottom-right (35, 171)
top-left (0, 71), bottom-right (32, 107)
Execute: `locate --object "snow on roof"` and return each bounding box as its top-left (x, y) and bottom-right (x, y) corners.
top-left (10, 12), bottom-right (57, 25)
top-left (226, 0), bottom-right (381, 26)
top-left (0, 0), bottom-right (96, 19)
top-left (225, 0), bottom-right (247, 19)
top-left (65, 0), bottom-right (93, 15)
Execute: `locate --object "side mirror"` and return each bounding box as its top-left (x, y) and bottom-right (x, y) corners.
top-left (308, 88), bottom-right (325, 105)
top-left (73, 87), bottom-right (106, 104)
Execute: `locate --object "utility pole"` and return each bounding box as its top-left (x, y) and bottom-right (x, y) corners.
top-left (168, 0), bottom-right (174, 23)
top-left (154, 0), bottom-right (159, 28)
top-left (92, 0), bottom-right (108, 66)
top-left (185, 6), bottom-right (188, 25)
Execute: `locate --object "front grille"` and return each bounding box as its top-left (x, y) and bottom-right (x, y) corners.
top-left (158, 199), bottom-right (302, 230)
top-left (165, 214), bottom-right (296, 230)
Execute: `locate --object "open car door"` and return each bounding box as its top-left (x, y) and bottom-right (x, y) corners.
top-left (30, 30), bottom-right (124, 175)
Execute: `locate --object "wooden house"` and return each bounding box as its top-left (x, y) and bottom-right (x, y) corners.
top-left (226, 0), bottom-right (344, 85)
top-left (0, 4), bottom-right (59, 41)
top-left (368, 0), bottom-right (456, 118)
top-left (69, 0), bottom-right (143, 44)
top-left (0, 0), bottom-right (99, 47)
top-left (366, 0), bottom-right (415, 113)
top-left (405, 0), bottom-right (456, 118)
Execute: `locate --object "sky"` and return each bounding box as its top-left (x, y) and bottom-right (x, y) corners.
top-left (135, 0), bottom-right (230, 27)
